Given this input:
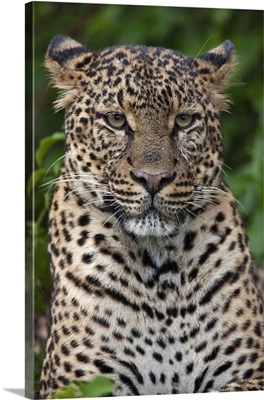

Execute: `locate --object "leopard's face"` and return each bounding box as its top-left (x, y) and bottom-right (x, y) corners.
top-left (46, 36), bottom-right (234, 237)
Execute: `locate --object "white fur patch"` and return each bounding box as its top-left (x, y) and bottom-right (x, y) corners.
top-left (123, 210), bottom-right (177, 238)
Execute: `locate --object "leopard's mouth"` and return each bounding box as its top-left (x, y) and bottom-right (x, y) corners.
top-left (102, 195), bottom-right (188, 237)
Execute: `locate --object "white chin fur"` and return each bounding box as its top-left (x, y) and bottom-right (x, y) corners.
top-left (123, 211), bottom-right (176, 237)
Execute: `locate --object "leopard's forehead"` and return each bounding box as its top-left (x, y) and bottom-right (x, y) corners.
top-left (83, 45), bottom-right (194, 83)
top-left (96, 44), bottom-right (190, 67)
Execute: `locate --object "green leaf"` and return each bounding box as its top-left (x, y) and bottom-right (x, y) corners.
top-left (79, 376), bottom-right (115, 397)
top-left (51, 383), bottom-right (81, 399)
top-left (51, 376), bottom-right (115, 399)
top-left (36, 132), bottom-right (65, 168)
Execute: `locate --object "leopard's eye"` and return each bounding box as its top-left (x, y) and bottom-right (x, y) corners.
top-left (105, 113), bottom-right (127, 129)
top-left (175, 114), bottom-right (194, 128)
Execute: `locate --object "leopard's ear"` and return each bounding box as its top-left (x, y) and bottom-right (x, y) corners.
top-left (196, 40), bottom-right (236, 110)
top-left (199, 40), bottom-right (234, 66)
top-left (197, 40), bottom-right (236, 85)
top-left (45, 35), bottom-right (92, 109)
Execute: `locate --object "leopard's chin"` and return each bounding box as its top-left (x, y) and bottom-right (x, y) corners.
top-left (121, 209), bottom-right (186, 238)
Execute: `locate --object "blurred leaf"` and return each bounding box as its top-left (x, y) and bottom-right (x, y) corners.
top-left (35, 236), bottom-right (50, 292)
top-left (33, 222), bottom-right (52, 313)
top-left (248, 208), bottom-right (263, 263)
top-left (51, 384), bottom-right (80, 399)
top-left (44, 189), bottom-right (52, 209)
top-left (80, 376), bottom-right (115, 397)
top-left (27, 168), bottom-right (47, 197)
top-left (36, 132), bottom-right (65, 168)
top-left (34, 350), bottom-right (45, 386)
top-left (51, 376), bottom-right (115, 398)
top-left (34, 286), bottom-right (47, 315)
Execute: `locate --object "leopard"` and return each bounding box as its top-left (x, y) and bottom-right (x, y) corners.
top-left (38, 34), bottom-right (264, 398)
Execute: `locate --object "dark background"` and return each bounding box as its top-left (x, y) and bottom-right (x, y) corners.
top-left (25, 2), bottom-right (263, 391)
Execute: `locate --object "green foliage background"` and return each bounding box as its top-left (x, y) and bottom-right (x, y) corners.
top-left (26, 2), bottom-right (263, 394)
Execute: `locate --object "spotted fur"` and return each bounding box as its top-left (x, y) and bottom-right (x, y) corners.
top-left (38, 35), bottom-right (263, 398)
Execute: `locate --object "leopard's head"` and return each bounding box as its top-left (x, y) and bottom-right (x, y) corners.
top-left (45, 35), bottom-right (235, 237)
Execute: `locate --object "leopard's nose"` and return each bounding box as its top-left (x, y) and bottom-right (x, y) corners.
top-left (130, 170), bottom-right (175, 196)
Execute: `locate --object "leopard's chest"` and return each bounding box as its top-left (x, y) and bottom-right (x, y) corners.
top-left (58, 267), bottom-right (235, 394)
